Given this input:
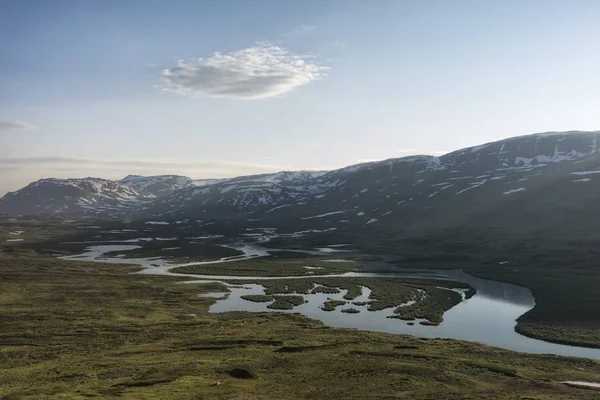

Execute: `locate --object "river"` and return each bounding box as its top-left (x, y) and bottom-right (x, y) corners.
top-left (60, 242), bottom-right (600, 360)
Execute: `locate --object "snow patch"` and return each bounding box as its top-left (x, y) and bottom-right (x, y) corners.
top-left (570, 170), bottom-right (600, 176)
top-left (503, 188), bottom-right (526, 195)
top-left (301, 211), bottom-right (346, 220)
top-left (562, 381), bottom-right (600, 389)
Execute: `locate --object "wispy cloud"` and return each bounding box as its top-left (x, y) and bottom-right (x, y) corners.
top-left (284, 25), bottom-right (315, 37)
top-left (0, 156), bottom-right (307, 195)
top-left (158, 43), bottom-right (329, 100)
top-left (0, 121), bottom-right (37, 131)
top-left (0, 157), bottom-right (285, 170)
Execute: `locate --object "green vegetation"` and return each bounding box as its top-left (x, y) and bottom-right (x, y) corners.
top-left (103, 241), bottom-right (243, 263)
top-left (311, 285), bottom-right (340, 294)
top-left (240, 294), bottom-right (274, 303)
top-left (341, 307), bottom-right (360, 314)
top-left (5, 214), bottom-right (600, 354)
top-left (322, 300), bottom-right (346, 311)
top-left (393, 288), bottom-right (463, 324)
top-left (171, 256), bottom-right (359, 276)
top-left (420, 320), bottom-right (441, 326)
top-left (2, 247), bottom-right (600, 399)
top-left (272, 225), bottom-right (600, 348)
top-left (231, 277), bottom-right (473, 323)
top-left (384, 228), bottom-right (600, 347)
top-left (267, 295), bottom-right (305, 310)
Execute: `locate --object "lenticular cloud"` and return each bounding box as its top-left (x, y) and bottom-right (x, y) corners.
top-left (159, 43), bottom-right (329, 100)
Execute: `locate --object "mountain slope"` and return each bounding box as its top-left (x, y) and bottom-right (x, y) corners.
top-left (2, 131), bottom-right (600, 223)
top-left (0, 178), bottom-right (152, 215)
top-left (119, 175), bottom-right (195, 197)
top-left (149, 131), bottom-right (600, 232)
top-left (149, 170), bottom-right (328, 219)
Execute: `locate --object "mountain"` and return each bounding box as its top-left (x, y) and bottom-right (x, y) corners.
top-left (119, 175), bottom-right (195, 197)
top-left (0, 175), bottom-right (195, 215)
top-left (0, 178), bottom-right (153, 215)
top-left (2, 131), bottom-right (600, 224)
top-left (149, 170), bottom-right (328, 219)
top-left (147, 131), bottom-right (600, 229)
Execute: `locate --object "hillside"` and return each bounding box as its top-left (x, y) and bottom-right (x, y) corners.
top-left (2, 131), bottom-right (600, 230)
top-left (3, 131), bottom-right (600, 348)
top-left (119, 174), bottom-right (195, 197)
top-left (147, 131), bottom-right (600, 233)
top-left (0, 178), bottom-right (153, 215)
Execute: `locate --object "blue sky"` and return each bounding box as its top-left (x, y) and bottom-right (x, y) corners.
top-left (1, 0), bottom-right (600, 194)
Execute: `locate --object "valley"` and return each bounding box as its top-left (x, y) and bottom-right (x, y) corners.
top-left (3, 131), bottom-right (600, 397)
top-left (2, 216), bottom-right (600, 399)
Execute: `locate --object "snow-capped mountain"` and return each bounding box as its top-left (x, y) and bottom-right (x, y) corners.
top-left (145, 131), bottom-right (600, 229)
top-left (3, 131), bottom-right (600, 225)
top-left (150, 170), bottom-right (328, 219)
top-left (0, 178), bottom-right (153, 215)
top-left (119, 175), bottom-right (195, 197)
top-left (259, 131), bottom-right (600, 226)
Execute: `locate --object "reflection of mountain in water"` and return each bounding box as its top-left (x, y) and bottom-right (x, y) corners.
top-left (361, 258), bottom-right (534, 308)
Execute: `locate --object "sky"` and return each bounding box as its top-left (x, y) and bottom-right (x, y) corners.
top-left (1, 0), bottom-right (600, 195)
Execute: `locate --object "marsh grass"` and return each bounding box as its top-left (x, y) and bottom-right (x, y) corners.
top-left (267, 295), bottom-right (305, 310)
top-left (240, 294), bottom-right (274, 303)
top-left (232, 277), bottom-right (470, 323)
top-left (1, 246), bottom-right (600, 399)
top-left (322, 300), bottom-right (346, 311)
top-left (171, 256), bottom-right (359, 276)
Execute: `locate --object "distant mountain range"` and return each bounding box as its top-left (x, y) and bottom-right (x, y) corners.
top-left (3, 131), bottom-right (600, 237)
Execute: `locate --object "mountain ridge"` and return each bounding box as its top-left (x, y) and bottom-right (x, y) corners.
top-left (2, 131), bottom-right (600, 220)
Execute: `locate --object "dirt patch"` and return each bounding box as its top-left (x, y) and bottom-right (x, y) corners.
top-left (227, 368), bottom-right (256, 379)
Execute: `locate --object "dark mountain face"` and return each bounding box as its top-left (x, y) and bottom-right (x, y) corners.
top-left (119, 175), bottom-right (195, 197)
top-left (2, 132), bottom-right (600, 228)
top-left (146, 132), bottom-right (600, 231)
top-left (148, 170), bottom-right (328, 219)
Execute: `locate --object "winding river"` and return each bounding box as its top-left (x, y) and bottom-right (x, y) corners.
top-left (61, 242), bottom-right (600, 360)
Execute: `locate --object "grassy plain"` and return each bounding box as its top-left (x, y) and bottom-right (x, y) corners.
top-left (2, 247), bottom-right (600, 399)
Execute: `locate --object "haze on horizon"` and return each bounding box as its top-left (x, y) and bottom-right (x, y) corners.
top-left (1, 0), bottom-right (600, 195)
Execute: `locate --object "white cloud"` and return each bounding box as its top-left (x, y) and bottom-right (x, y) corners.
top-left (159, 43), bottom-right (329, 100)
top-left (0, 121), bottom-right (37, 131)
